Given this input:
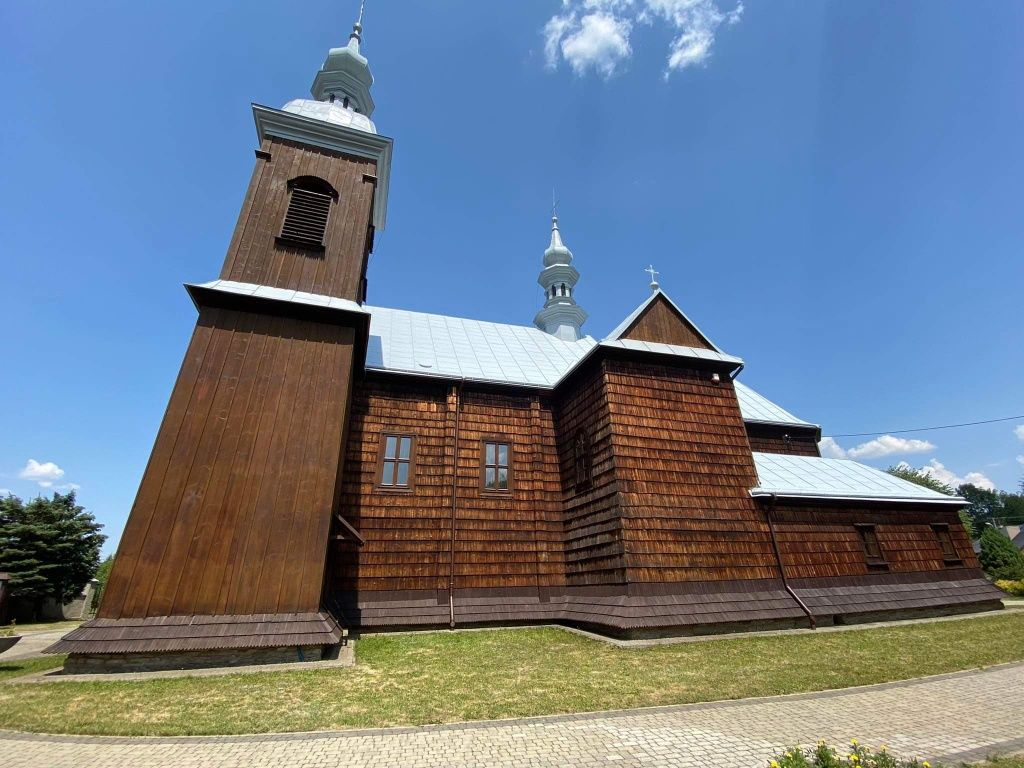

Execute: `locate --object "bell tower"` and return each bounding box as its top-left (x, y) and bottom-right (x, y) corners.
top-left (52, 9), bottom-right (393, 672)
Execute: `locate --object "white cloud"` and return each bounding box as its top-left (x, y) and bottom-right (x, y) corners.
top-left (542, 0), bottom-right (742, 78)
top-left (1017, 455), bottom-right (1024, 470)
top-left (817, 434), bottom-right (935, 460)
top-left (54, 483), bottom-right (82, 493)
top-left (846, 435), bottom-right (936, 460)
top-left (546, 11), bottom-right (633, 77)
top-left (818, 437), bottom-right (847, 459)
top-left (0, 488), bottom-right (11, 496)
top-left (1015, 425), bottom-right (1024, 441)
top-left (18, 459), bottom-right (65, 486)
top-left (917, 459), bottom-right (995, 492)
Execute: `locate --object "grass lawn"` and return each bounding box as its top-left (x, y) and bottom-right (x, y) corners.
top-left (1, 620), bottom-right (82, 637)
top-left (0, 612), bottom-right (1021, 736)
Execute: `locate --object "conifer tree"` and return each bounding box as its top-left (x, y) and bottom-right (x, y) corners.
top-left (0, 491), bottom-right (105, 620)
top-left (978, 527), bottom-right (1024, 581)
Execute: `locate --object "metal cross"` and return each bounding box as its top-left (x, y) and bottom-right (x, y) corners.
top-left (645, 265), bottom-right (660, 283)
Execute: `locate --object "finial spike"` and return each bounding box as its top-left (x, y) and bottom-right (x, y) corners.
top-left (350, 0), bottom-right (366, 45)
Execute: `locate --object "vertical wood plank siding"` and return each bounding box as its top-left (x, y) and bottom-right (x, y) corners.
top-left (619, 295), bottom-right (715, 349)
top-left (219, 138), bottom-right (376, 301)
top-left (100, 308), bottom-right (356, 620)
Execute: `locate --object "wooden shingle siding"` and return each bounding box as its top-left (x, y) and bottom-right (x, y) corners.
top-left (219, 138), bottom-right (376, 301)
top-left (746, 423), bottom-right (821, 456)
top-left (553, 362), bottom-right (626, 585)
top-left (603, 360), bottom-right (781, 583)
top-left (770, 502), bottom-right (980, 579)
top-left (99, 307), bottom-right (357, 622)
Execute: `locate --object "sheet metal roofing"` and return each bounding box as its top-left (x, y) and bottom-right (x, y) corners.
top-left (189, 280), bottom-right (367, 315)
top-left (733, 381), bottom-right (817, 428)
top-left (364, 305), bottom-right (597, 388)
top-left (750, 452), bottom-right (964, 504)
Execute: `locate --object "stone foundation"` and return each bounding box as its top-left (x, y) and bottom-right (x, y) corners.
top-left (62, 644), bottom-right (338, 674)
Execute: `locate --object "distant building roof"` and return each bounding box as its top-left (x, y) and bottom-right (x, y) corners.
top-left (750, 452), bottom-right (964, 505)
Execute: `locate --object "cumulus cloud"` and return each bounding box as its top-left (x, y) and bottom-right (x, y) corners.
top-left (916, 459), bottom-right (995, 492)
top-left (547, 11), bottom-right (633, 77)
top-left (846, 435), bottom-right (936, 460)
top-left (543, 0), bottom-right (743, 78)
top-left (18, 459), bottom-right (65, 487)
top-left (817, 434), bottom-right (935, 461)
top-left (1015, 424), bottom-right (1024, 441)
top-left (1017, 455), bottom-right (1024, 470)
top-left (0, 488), bottom-right (11, 496)
top-left (818, 437), bottom-right (848, 459)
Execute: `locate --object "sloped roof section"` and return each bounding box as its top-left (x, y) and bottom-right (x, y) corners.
top-left (364, 305), bottom-right (597, 388)
top-left (734, 380), bottom-right (817, 428)
top-left (750, 452), bottom-right (964, 505)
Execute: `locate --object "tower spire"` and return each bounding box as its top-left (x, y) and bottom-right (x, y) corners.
top-left (534, 210), bottom-right (588, 342)
top-left (350, 0), bottom-right (365, 47)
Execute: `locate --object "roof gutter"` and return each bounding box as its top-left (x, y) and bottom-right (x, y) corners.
top-left (750, 490), bottom-right (967, 506)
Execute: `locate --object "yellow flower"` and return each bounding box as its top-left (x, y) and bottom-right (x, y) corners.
top-left (848, 755), bottom-right (858, 762)
top-left (851, 739), bottom-right (859, 746)
top-left (770, 761), bottom-right (780, 768)
top-left (880, 745), bottom-right (888, 753)
top-left (923, 763), bottom-right (931, 768)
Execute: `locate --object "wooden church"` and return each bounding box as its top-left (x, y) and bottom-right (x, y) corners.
top-left (52, 14), bottom-right (1003, 671)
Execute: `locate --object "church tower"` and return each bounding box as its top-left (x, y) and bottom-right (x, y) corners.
top-left (53, 10), bottom-right (393, 671)
top-left (534, 214), bottom-right (587, 341)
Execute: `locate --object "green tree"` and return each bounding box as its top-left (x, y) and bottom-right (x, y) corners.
top-left (978, 527), bottom-right (1024, 581)
top-left (956, 483), bottom-right (1004, 533)
top-left (886, 464), bottom-right (955, 495)
top-left (0, 491), bottom-right (106, 620)
top-left (90, 554), bottom-right (115, 612)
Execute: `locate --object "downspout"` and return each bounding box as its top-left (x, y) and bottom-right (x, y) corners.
top-left (765, 493), bottom-right (817, 630)
top-left (449, 379), bottom-right (464, 629)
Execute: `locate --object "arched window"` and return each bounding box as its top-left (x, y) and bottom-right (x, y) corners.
top-left (573, 430), bottom-right (592, 491)
top-left (278, 176), bottom-right (338, 250)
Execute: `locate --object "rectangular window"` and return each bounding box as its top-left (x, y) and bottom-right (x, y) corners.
top-left (482, 440), bottom-right (512, 493)
top-left (855, 524), bottom-right (887, 568)
top-left (378, 434), bottom-right (414, 490)
top-left (932, 524), bottom-right (962, 565)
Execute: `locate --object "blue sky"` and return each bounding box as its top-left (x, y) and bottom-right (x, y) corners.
top-left (2, 1), bottom-right (1022, 554)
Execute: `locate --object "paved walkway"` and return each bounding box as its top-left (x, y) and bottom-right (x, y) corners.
top-left (0, 630), bottom-right (67, 663)
top-left (3, 662), bottom-right (1023, 768)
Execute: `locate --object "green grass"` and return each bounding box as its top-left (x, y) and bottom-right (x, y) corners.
top-left (0, 655), bottom-right (66, 682)
top-left (1, 620), bottom-right (82, 637)
top-left (0, 612), bottom-right (1022, 737)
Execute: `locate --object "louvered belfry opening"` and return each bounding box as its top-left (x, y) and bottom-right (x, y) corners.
top-left (279, 176), bottom-right (338, 250)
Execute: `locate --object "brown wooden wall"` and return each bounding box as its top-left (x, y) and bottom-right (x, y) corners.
top-left (620, 295), bottom-right (715, 349)
top-left (100, 307), bottom-right (357, 620)
top-left (219, 137), bottom-right (377, 301)
top-left (746, 424), bottom-right (821, 456)
top-left (603, 361), bottom-right (782, 583)
top-left (552, 362), bottom-right (626, 586)
top-left (331, 376), bottom-right (566, 597)
top-left (771, 503), bottom-right (980, 579)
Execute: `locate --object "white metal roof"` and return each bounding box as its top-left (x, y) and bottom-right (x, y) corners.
top-left (364, 305), bottom-right (597, 388)
top-left (188, 280), bottom-right (367, 315)
top-left (598, 338), bottom-right (743, 366)
top-left (733, 380), bottom-right (817, 428)
top-left (185, 283), bottom-right (809, 426)
top-left (750, 452), bottom-right (964, 504)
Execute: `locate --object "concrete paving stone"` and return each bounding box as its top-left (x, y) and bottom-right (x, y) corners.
top-left (1, 662), bottom-right (1023, 767)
